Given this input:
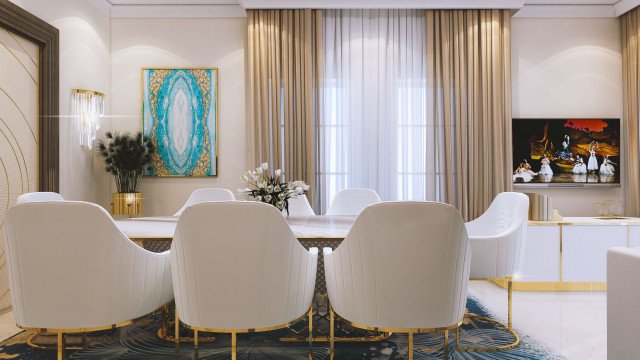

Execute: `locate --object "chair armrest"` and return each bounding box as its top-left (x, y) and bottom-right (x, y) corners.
top-left (468, 221), bottom-right (527, 278)
top-left (323, 247), bottom-right (333, 256)
top-left (309, 247), bottom-right (319, 256)
top-left (467, 219), bottom-right (527, 240)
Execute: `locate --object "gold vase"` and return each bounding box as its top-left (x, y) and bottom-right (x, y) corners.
top-left (111, 192), bottom-right (142, 217)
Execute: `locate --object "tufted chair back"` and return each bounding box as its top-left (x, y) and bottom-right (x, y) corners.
top-left (171, 201), bottom-right (317, 330)
top-left (5, 201), bottom-right (173, 330)
top-left (324, 201), bottom-right (470, 329)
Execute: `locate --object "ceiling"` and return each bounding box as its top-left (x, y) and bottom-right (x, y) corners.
top-left (98, 0), bottom-right (640, 18)
top-left (106, 0), bottom-right (619, 4)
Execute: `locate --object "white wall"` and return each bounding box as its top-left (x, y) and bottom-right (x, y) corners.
top-left (110, 18), bottom-right (246, 216)
top-left (3, 5), bottom-right (625, 217)
top-left (512, 18), bottom-right (623, 216)
top-left (9, 0), bottom-right (112, 205)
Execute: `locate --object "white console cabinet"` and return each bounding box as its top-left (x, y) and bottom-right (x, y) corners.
top-left (503, 217), bottom-right (640, 291)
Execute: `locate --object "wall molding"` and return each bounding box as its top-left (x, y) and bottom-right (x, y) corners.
top-left (514, 5), bottom-right (616, 18)
top-left (614, 0), bottom-right (640, 16)
top-left (238, 0), bottom-right (525, 9)
top-left (88, 0), bottom-right (639, 18)
top-left (0, 0), bottom-right (59, 192)
top-left (110, 4), bottom-right (246, 18)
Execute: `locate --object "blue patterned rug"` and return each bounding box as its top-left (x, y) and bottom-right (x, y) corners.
top-left (0, 296), bottom-right (564, 359)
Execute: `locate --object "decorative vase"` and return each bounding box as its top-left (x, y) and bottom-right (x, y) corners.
top-left (111, 192), bottom-right (143, 217)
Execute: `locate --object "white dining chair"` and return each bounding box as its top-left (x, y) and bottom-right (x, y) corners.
top-left (462, 191), bottom-right (529, 351)
top-left (5, 201), bottom-right (173, 360)
top-left (174, 188), bottom-right (235, 216)
top-left (170, 201), bottom-right (318, 359)
top-left (325, 188), bottom-right (382, 216)
top-left (16, 192), bottom-right (65, 204)
top-left (285, 195), bottom-right (315, 216)
top-left (324, 201), bottom-right (470, 360)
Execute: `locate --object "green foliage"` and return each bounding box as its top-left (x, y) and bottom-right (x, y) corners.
top-left (96, 131), bottom-right (155, 193)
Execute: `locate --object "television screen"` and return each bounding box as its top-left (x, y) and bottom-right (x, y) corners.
top-left (512, 119), bottom-right (620, 184)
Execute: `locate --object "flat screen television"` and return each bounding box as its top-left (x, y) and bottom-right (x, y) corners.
top-left (512, 119), bottom-right (620, 185)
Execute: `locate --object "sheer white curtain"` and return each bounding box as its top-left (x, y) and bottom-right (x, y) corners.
top-left (319, 9), bottom-right (438, 212)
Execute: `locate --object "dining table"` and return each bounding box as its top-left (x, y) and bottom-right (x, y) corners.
top-left (114, 214), bottom-right (388, 344)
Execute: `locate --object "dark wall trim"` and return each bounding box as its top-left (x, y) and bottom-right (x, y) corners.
top-left (0, 0), bottom-right (59, 192)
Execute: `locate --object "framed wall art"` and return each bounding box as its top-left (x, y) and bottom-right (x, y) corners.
top-left (142, 68), bottom-right (218, 176)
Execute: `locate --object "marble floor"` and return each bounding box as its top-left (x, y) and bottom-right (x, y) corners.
top-left (469, 281), bottom-right (606, 360)
top-left (0, 281), bottom-right (607, 359)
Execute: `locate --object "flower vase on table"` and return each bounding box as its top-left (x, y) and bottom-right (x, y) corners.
top-left (239, 162), bottom-right (309, 216)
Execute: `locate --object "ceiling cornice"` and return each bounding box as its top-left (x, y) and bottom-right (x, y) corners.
top-left (87, 0), bottom-right (640, 18)
top-left (614, 0), bottom-right (640, 16)
top-left (514, 4), bottom-right (616, 18)
top-left (238, 0), bottom-right (526, 9)
top-left (89, 0), bottom-right (112, 16)
top-left (109, 4), bottom-right (246, 18)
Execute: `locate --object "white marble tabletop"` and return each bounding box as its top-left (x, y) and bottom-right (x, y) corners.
top-left (528, 216), bottom-right (640, 226)
top-left (116, 215), bottom-right (356, 240)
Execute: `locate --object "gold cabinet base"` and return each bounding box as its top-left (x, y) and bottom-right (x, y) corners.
top-left (111, 193), bottom-right (142, 217)
top-left (490, 279), bottom-right (606, 292)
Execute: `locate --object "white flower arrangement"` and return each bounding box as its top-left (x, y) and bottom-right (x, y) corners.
top-left (239, 162), bottom-right (310, 214)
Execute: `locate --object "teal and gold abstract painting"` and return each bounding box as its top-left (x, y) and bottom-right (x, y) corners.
top-left (142, 68), bottom-right (217, 176)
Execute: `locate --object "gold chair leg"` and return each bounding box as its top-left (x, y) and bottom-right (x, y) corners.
top-left (193, 329), bottom-right (198, 360)
top-left (508, 277), bottom-right (513, 330)
top-left (458, 277), bottom-right (520, 352)
top-left (443, 329), bottom-right (449, 360)
top-left (175, 310), bottom-right (180, 345)
top-left (408, 332), bottom-right (414, 360)
top-left (308, 308), bottom-right (313, 360)
top-left (57, 332), bottom-right (63, 360)
top-left (231, 332), bottom-right (237, 360)
top-left (329, 309), bottom-right (335, 360)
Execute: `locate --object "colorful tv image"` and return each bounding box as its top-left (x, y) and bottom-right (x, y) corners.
top-left (512, 119), bottom-right (620, 184)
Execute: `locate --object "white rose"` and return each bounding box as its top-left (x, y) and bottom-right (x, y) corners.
top-left (275, 169), bottom-right (282, 177)
top-left (262, 162), bottom-right (269, 170)
top-left (264, 195), bottom-right (272, 202)
top-left (295, 186), bottom-right (303, 194)
top-left (274, 185), bottom-right (281, 192)
top-left (276, 201), bottom-right (284, 209)
top-left (256, 166), bottom-right (263, 174)
top-left (266, 185), bottom-right (274, 193)
top-left (278, 192), bottom-right (286, 199)
top-left (303, 184), bottom-right (310, 191)
top-left (255, 195), bottom-right (262, 201)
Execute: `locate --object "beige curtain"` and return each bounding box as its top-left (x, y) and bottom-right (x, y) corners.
top-left (426, 10), bottom-right (513, 220)
top-left (622, 9), bottom-right (640, 216)
top-left (246, 9), bottom-right (323, 207)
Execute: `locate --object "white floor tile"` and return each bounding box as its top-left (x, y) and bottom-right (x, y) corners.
top-left (469, 280), bottom-right (606, 360)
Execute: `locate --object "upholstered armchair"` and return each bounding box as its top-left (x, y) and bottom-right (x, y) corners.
top-left (607, 247), bottom-right (640, 360)
top-left (462, 191), bottom-right (529, 351)
top-left (174, 188), bottom-right (235, 216)
top-left (5, 201), bottom-right (173, 360)
top-left (325, 188), bottom-right (382, 216)
top-left (324, 202), bottom-right (470, 360)
top-left (170, 201), bottom-right (318, 359)
top-left (16, 191), bottom-right (65, 204)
